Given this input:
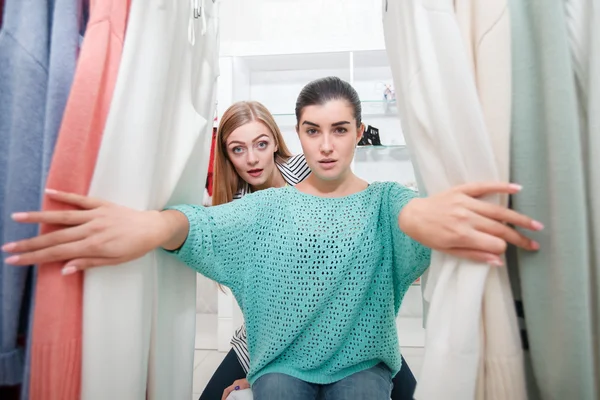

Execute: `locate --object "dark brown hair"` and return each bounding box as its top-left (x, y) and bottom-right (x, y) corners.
top-left (295, 76), bottom-right (362, 128)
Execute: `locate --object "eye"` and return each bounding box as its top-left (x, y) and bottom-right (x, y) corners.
top-left (231, 146), bottom-right (244, 154)
top-left (256, 141), bottom-right (269, 149)
top-left (335, 127), bottom-right (348, 134)
top-left (306, 128), bottom-right (318, 135)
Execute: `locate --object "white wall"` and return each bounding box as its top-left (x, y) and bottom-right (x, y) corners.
top-left (219, 0), bottom-right (386, 56)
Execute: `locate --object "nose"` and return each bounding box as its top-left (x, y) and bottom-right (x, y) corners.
top-left (246, 149), bottom-right (259, 165)
top-left (320, 134), bottom-right (333, 155)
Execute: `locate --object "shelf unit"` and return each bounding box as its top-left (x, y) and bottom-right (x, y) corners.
top-left (217, 49), bottom-right (406, 153)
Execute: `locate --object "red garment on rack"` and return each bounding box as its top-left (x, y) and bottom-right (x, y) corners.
top-left (29, 1), bottom-right (131, 399)
top-left (205, 127), bottom-right (217, 196)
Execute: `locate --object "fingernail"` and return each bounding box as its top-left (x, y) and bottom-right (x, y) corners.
top-left (61, 266), bottom-right (78, 275)
top-left (531, 220), bottom-right (544, 230)
top-left (530, 241), bottom-right (540, 250)
top-left (488, 258), bottom-right (504, 267)
top-left (45, 188), bottom-right (58, 194)
top-left (2, 242), bottom-right (16, 252)
top-left (5, 255), bottom-right (20, 264)
top-left (11, 212), bottom-right (28, 221)
top-left (509, 183), bottom-right (523, 191)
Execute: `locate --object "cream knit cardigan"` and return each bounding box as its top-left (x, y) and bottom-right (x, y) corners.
top-left (382, 0), bottom-right (527, 398)
top-left (81, 1), bottom-right (220, 399)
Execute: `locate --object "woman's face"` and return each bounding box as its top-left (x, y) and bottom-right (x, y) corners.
top-left (225, 120), bottom-right (279, 188)
top-left (296, 99), bottom-right (363, 182)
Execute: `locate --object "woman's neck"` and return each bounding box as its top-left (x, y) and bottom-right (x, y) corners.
top-left (296, 171), bottom-right (367, 198)
top-left (251, 165), bottom-right (286, 192)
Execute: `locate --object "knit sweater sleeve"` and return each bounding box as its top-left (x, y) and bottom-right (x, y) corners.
top-left (387, 183), bottom-right (432, 286)
top-left (164, 195), bottom-right (259, 289)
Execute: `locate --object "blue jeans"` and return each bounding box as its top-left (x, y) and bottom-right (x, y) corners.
top-left (252, 363), bottom-right (393, 400)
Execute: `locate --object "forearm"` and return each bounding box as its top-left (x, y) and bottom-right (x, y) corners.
top-left (159, 209), bottom-right (190, 251)
top-left (398, 198), bottom-right (420, 238)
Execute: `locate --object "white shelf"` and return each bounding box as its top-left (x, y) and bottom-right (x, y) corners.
top-left (355, 145), bottom-right (410, 160)
top-left (353, 49), bottom-right (391, 69)
top-left (233, 49), bottom-right (390, 72)
top-left (238, 51), bottom-right (350, 72)
top-left (271, 99), bottom-right (397, 117)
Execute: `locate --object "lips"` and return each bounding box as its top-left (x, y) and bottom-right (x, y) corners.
top-left (318, 159), bottom-right (337, 170)
top-left (247, 168), bottom-right (263, 178)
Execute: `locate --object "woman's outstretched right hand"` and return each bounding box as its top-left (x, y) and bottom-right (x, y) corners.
top-left (1, 189), bottom-right (188, 275)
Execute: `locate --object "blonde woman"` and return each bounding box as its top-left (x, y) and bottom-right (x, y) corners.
top-left (207, 101), bottom-right (310, 399)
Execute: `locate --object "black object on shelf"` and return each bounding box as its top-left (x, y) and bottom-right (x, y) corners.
top-left (358, 125), bottom-right (382, 146)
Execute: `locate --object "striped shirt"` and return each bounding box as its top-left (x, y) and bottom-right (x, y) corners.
top-left (230, 153), bottom-right (311, 372)
top-left (232, 154), bottom-right (311, 200)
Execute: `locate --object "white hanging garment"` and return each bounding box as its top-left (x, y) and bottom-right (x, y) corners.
top-left (382, 0), bottom-right (526, 398)
top-left (81, 0), bottom-right (220, 399)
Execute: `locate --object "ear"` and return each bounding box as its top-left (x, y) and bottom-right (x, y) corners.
top-left (356, 124), bottom-right (365, 144)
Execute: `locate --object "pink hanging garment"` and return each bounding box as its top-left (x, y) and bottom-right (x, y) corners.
top-left (29, 1), bottom-right (130, 399)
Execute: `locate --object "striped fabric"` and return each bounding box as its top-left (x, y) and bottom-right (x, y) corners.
top-left (231, 153), bottom-right (310, 372)
top-left (233, 154), bottom-right (311, 200)
top-left (231, 325), bottom-right (251, 372)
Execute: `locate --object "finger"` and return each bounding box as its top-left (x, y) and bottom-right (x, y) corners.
top-left (44, 188), bottom-right (108, 210)
top-left (445, 248), bottom-right (504, 266)
top-left (2, 225), bottom-right (89, 254)
top-left (61, 257), bottom-right (123, 275)
top-left (464, 197), bottom-right (544, 231)
top-left (4, 239), bottom-right (92, 266)
top-left (222, 386), bottom-right (234, 400)
top-left (234, 379), bottom-right (250, 390)
top-left (472, 215), bottom-right (539, 251)
top-left (450, 229), bottom-right (507, 256)
top-left (455, 182), bottom-right (522, 198)
top-left (11, 209), bottom-right (95, 225)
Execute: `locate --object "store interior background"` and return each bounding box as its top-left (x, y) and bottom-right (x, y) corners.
top-left (192, 0), bottom-right (424, 396)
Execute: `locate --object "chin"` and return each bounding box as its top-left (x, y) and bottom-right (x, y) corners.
top-left (243, 175), bottom-right (267, 187)
top-left (313, 170), bottom-right (343, 182)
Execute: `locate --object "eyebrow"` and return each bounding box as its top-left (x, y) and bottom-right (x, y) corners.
top-left (227, 133), bottom-right (270, 146)
top-left (301, 120), bottom-right (351, 127)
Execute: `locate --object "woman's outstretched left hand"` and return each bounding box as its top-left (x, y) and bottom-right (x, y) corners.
top-left (399, 182), bottom-right (543, 266)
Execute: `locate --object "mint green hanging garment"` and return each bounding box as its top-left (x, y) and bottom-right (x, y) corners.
top-left (507, 0), bottom-right (599, 399)
top-left (579, 3), bottom-right (600, 394)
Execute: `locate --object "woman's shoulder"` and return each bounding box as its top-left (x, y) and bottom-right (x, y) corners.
top-left (371, 181), bottom-right (418, 192)
top-left (368, 181), bottom-right (420, 202)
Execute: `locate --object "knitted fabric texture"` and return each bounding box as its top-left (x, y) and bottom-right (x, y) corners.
top-left (168, 181), bottom-right (431, 385)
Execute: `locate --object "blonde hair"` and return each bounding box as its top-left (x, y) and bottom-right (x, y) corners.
top-left (212, 101), bottom-right (292, 206)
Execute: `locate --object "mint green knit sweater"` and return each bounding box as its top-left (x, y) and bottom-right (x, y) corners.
top-left (168, 181), bottom-right (431, 384)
